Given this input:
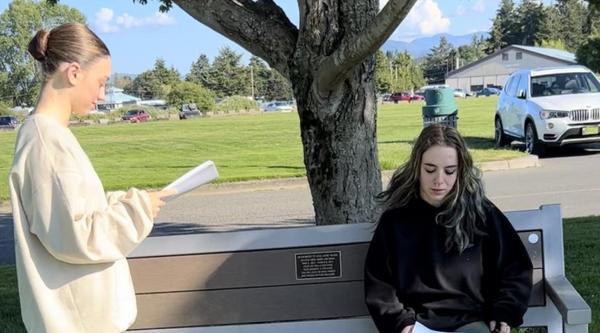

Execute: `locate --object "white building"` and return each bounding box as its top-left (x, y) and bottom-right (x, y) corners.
top-left (445, 45), bottom-right (577, 93)
top-left (96, 87), bottom-right (140, 111)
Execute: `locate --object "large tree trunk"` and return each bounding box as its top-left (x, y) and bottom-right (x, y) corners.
top-left (293, 76), bottom-right (382, 224)
top-left (291, 1), bottom-right (382, 224)
top-left (172, 0), bottom-right (417, 225)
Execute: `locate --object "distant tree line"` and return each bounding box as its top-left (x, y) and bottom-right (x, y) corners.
top-left (117, 47), bottom-right (294, 110)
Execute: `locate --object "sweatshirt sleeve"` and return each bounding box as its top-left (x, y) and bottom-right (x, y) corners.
top-left (23, 130), bottom-right (154, 265)
top-left (485, 204), bottom-right (533, 327)
top-left (364, 215), bottom-right (416, 332)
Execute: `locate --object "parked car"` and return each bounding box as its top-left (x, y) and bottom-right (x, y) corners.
top-left (0, 115), bottom-right (18, 129)
top-left (122, 109), bottom-right (150, 123)
top-left (411, 93), bottom-right (425, 101)
top-left (495, 65), bottom-right (600, 156)
top-left (379, 93), bottom-right (392, 102)
top-left (389, 92), bottom-right (423, 103)
top-left (453, 88), bottom-right (467, 98)
top-left (476, 87), bottom-right (501, 97)
top-left (179, 103), bottom-right (201, 119)
top-left (263, 101), bottom-right (294, 112)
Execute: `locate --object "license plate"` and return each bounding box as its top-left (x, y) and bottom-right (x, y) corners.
top-left (583, 126), bottom-right (599, 135)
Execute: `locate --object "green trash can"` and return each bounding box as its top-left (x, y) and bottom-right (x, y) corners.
top-left (422, 87), bottom-right (458, 128)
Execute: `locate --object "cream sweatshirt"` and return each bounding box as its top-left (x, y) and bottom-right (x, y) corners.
top-left (9, 113), bottom-right (154, 333)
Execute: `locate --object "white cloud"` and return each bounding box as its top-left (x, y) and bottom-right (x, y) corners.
top-left (403, 0), bottom-right (450, 36)
top-left (93, 8), bottom-right (176, 33)
top-left (472, 0), bottom-right (486, 13)
top-left (95, 8), bottom-right (118, 33)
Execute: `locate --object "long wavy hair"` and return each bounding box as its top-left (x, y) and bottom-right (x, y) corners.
top-left (378, 124), bottom-right (489, 253)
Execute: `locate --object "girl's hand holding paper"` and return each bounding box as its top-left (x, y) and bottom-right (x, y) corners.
top-left (163, 160), bottom-right (219, 201)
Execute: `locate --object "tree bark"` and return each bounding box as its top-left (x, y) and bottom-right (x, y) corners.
top-left (288, 0), bottom-right (383, 224)
top-left (170, 0), bottom-right (416, 225)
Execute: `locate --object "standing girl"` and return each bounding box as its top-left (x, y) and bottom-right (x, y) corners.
top-left (9, 23), bottom-right (175, 332)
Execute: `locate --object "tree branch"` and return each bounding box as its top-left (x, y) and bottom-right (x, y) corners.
top-left (316, 0), bottom-right (417, 92)
top-left (173, 0), bottom-right (298, 78)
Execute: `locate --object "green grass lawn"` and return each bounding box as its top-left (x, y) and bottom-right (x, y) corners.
top-left (0, 96), bottom-right (523, 201)
top-left (0, 215), bottom-right (598, 332)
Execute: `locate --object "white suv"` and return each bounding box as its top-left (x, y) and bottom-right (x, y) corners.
top-left (495, 66), bottom-right (600, 156)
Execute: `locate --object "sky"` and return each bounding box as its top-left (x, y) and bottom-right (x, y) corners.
top-left (1, 0), bottom-right (554, 76)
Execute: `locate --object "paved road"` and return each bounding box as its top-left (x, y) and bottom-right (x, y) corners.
top-left (2, 146), bottom-right (599, 265)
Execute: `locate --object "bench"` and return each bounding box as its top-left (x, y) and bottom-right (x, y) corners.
top-left (126, 204), bottom-right (591, 332)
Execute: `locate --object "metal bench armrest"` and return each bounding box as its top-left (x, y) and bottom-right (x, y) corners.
top-left (546, 276), bottom-right (592, 325)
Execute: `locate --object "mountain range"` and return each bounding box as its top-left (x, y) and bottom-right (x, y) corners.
top-left (382, 32), bottom-right (489, 58)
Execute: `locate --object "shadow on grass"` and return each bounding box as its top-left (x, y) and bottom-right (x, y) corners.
top-left (0, 265), bottom-right (24, 333)
top-left (0, 213), bottom-right (15, 265)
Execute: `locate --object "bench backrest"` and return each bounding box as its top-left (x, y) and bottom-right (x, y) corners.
top-left (127, 204), bottom-right (563, 332)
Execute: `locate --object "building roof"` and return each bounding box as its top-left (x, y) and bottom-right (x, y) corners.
top-left (512, 45), bottom-right (576, 63)
top-left (446, 45), bottom-right (577, 78)
top-left (99, 87), bottom-right (140, 105)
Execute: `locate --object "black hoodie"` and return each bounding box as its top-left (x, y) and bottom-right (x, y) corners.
top-left (364, 197), bottom-right (533, 332)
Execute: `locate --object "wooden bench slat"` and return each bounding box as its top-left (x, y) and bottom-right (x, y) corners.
top-left (131, 281), bottom-right (367, 329)
top-left (130, 244), bottom-right (368, 293)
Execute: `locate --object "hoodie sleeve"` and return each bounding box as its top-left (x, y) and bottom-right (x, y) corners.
top-left (364, 214), bottom-right (416, 332)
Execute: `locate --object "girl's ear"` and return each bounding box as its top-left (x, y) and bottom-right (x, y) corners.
top-left (64, 62), bottom-right (82, 86)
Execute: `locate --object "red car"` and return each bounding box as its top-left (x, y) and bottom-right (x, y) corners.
top-left (389, 92), bottom-right (423, 103)
top-left (122, 109), bottom-right (151, 123)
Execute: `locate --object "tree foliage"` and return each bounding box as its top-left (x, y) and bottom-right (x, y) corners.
top-left (186, 54), bottom-right (213, 88)
top-left (537, 39), bottom-right (567, 50)
top-left (554, 0), bottom-right (588, 51)
top-left (516, 0), bottom-right (546, 46)
top-left (486, 0), bottom-right (518, 53)
top-left (374, 50), bottom-right (424, 93)
top-left (422, 36), bottom-right (454, 84)
top-left (167, 81), bottom-right (215, 112)
top-left (112, 74), bottom-right (133, 90)
top-left (0, 0), bottom-right (85, 106)
top-left (207, 47), bottom-right (249, 97)
top-left (576, 35), bottom-right (600, 73)
top-left (374, 50), bottom-right (392, 94)
top-left (264, 69), bottom-right (293, 101)
top-left (457, 35), bottom-right (487, 67)
top-left (125, 58), bottom-right (180, 99)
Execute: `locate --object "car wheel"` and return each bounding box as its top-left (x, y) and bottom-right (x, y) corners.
top-left (525, 121), bottom-right (545, 156)
top-left (494, 118), bottom-right (508, 147)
